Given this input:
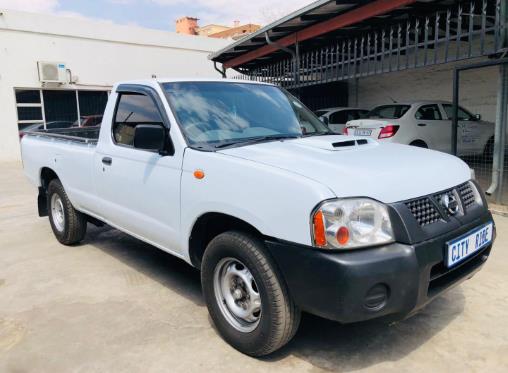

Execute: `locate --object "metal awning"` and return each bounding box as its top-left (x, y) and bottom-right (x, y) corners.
top-left (209, 0), bottom-right (458, 70)
top-left (209, 0), bottom-right (366, 65)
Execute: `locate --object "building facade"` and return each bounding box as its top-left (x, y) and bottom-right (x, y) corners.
top-left (175, 16), bottom-right (261, 39)
top-left (0, 9), bottom-right (229, 161)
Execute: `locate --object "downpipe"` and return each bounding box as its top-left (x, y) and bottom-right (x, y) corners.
top-left (486, 63), bottom-right (508, 199)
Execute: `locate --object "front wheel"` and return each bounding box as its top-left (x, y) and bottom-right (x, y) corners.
top-left (201, 231), bottom-right (300, 356)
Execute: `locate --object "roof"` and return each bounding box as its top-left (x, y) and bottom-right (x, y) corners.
top-left (316, 107), bottom-right (367, 112)
top-left (378, 100), bottom-right (454, 105)
top-left (210, 0), bottom-right (449, 69)
top-left (209, 0), bottom-right (358, 63)
top-left (116, 78), bottom-right (274, 86)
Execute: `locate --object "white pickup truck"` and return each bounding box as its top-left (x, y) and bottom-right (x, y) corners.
top-left (21, 78), bottom-right (495, 356)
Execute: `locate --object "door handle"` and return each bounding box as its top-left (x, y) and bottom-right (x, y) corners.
top-left (102, 157), bottom-right (112, 166)
top-left (417, 123), bottom-right (427, 127)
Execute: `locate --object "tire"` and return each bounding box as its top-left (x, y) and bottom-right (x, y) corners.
top-left (47, 179), bottom-right (87, 245)
top-left (201, 231), bottom-right (300, 356)
top-left (409, 140), bottom-right (428, 148)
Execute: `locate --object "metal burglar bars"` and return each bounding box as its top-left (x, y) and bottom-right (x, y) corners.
top-left (232, 0), bottom-right (506, 88)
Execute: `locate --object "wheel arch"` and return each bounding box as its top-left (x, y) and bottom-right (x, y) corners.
top-left (40, 167), bottom-right (60, 189)
top-left (188, 212), bottom-right (264, 269)
top-left (37, 167), bottom-right (61, 217)
top-left (409, 139), bottom-right (429, 148)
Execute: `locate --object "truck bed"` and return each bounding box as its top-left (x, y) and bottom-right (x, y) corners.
top-left (25, 127), bottom-right (100, 144)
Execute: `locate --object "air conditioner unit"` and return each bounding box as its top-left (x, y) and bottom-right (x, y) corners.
top-left (37, 61), bottom-right (67, 83)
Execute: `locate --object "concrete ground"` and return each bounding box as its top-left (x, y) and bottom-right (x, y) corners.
top-left (1, 162), bottom-right (507, 373)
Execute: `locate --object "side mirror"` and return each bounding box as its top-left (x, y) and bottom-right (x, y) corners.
top-left (474, 114), bottom-right (482, 121)
top-left (321, 116), bottom-right (329, 125)
top-left (133, 124), bottom-right (166, 152)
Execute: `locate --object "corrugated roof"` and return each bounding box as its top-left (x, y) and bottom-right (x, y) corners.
top-left (209, 0), bottom-right (365, 63)
top-left (210, 0), bottom-right (450, 69)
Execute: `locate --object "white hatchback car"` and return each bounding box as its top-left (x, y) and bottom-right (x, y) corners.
top-left (345, 101), bottom-right (494, 157)
top-left (315, 107), bottom-right (369, 133)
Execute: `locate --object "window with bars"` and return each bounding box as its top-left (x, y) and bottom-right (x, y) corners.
top-left (15, 88), bottom-right (110, 138)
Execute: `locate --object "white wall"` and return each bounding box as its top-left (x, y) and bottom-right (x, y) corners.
top-left (0, 9), bottom-right (229, 161)
top-left (349, 59), bottom-right (499, 123)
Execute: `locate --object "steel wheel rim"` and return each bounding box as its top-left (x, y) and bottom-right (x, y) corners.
top-left (213, 257), bottom-right (262, 333)
top-left (51, 194), bottom-right (65, 232)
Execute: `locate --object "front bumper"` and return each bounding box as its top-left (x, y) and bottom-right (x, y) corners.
top-left (265, 211), bottom-right (495, 323)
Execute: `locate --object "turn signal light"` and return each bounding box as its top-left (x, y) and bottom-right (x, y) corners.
top-left (343, 127), bottom-right (349, 135)
top-left (312, 210), bottom-right (327, 247)
top-left (193, 170), bottom-right (205, 179)
top-left (378, 125), bottom-right (399, 139)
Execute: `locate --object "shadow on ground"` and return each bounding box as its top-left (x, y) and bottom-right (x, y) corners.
top-left (85, 225), bottom-right (204, 306)
top-left (84, 224), bottom-right (465, 371)
top-left (267, 290), bottom-right (464, 371)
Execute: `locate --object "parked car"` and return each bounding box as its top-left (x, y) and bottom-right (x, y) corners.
top-left (344, 101), bottom-right (494, 157)
top-left (21, 79), bottom-right (495, 356)
top-left (314, 107), bottom-right (369, 133)
top-left (18, 121), bottom-right (75, 139)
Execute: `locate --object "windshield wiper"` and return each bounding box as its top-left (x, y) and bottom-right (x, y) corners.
top-left (302, 131), bottom-right (334, 137)
top-left (214, 135), bottom-right (300, 149)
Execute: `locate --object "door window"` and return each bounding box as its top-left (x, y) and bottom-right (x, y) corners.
top-left (113, 93), bottom-right (163, 147)
top-left (442, 104), bottom-right (475, 121)
top-left (415, 104), bottom-right (442, 120)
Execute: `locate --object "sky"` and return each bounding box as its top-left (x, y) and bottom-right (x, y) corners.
top-left (0, 0), bottom-right (315, 31)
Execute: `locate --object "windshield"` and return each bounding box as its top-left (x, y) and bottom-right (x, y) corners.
top-left (367, 105), bottom-right (410, 119)
top-left (162, 82), bottom-right (330, 149)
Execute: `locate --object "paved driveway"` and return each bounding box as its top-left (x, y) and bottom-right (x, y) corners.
top-left (1, 162), bottom-right (507, 372)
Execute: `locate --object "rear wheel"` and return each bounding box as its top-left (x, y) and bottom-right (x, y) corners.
top-left (409, 140), bottom-right (428, 148)
top-left (201, 231), bottom-right (300, 356)
top-left (47, 179), bottom-right (87, 245)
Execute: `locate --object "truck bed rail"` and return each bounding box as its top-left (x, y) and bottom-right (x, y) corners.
top-left (24, 127), bottom-right (100, 145)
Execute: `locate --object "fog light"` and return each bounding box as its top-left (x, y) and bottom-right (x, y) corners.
top-left (364, 284), bottom-right (389, 311)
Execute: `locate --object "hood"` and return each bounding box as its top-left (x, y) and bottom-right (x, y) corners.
top-left (218, 135), bottom-right (471, 204)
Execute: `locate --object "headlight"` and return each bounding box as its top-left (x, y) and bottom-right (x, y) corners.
top-left (311, 198), bottom-right (394, 249)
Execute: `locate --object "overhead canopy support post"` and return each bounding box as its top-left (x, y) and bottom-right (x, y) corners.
top-left (214, 61), bottom-right (226, 78)
top-left (264, 32), bottom-right (300, 93)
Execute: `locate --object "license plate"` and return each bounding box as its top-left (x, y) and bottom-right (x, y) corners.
top-left (354, 129), bottom-right (372, 136)
top-left (446, 222), bottom-right (493, 268)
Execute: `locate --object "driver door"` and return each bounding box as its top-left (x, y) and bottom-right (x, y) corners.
top-left (94, 86), bottom-right (183, 254)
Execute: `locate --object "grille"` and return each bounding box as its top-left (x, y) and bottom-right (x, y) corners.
top-left (405, 182), bottom-right (480, 227)
top-left (434, 190), bottom-right (456, 217)
top-left (457, 182), bottom-right (475, 209)
top-left (405, 198), bottom-right (441, 226)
